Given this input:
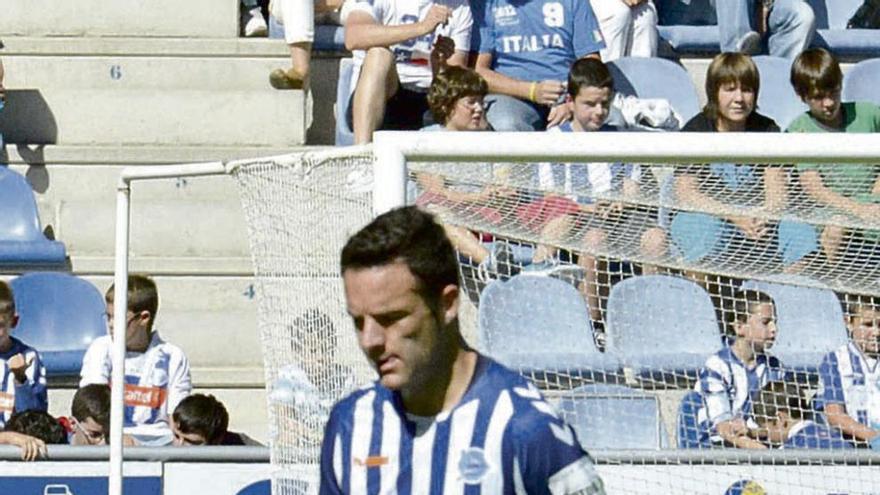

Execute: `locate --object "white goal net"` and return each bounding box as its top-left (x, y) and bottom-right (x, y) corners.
top-left (230, 133), bottom-right (880, 495)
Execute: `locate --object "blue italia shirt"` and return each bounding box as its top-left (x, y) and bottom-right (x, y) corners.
top-left (473, 0), bottom-right (605, 82)
top-left (320, 355), bottom-right (605, 494)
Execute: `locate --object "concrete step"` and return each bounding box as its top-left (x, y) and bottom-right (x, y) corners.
top-left (0, 0), bottom-right (238, 38)
top-left (0, 38), bottom-right (309, 146)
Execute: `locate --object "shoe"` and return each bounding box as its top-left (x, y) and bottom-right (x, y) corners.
top-left (270, 68), bottom-right (306, 90)
top-left (477, 243), bottom-right (514, 282)
top-left (735, 31), bottom-right (762, 55)
top-left (243, 7), bottom-right (268, 37)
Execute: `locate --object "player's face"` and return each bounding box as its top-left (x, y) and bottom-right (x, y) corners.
top-left (849, 308), bottom-right (880, 356)
top-left (738, 302), bottom-right (777, 352)
top-left (0, 309), bottom-right (17, 344)
top-left (74, 417), bottom-right (107, 445)
top-left (804, 87), bottom-right (842, 127)
top-left (715, 81), bottom-right (755, 130)
top-left (344, 261), bottom-right (458, 395)
top-left (446, 94), bottom-right (487, 132)
top-left (571, 85), bottom-right (612, 132)
top-left (171, 420), bottom-right (209, 446)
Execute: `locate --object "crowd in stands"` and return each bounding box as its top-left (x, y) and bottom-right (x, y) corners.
top-left (0, 276), bottom-right (255, 461)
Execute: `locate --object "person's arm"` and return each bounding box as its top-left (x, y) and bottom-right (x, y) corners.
top-left (166, 350), bottom-right (193, 414)
top-left (799, 169), bottom-right (880, 221)
top-left (474, 52), bottom-right (564, 105)
top-left (79, 338), bottom-right (111, 387)
top-left (0, 431), bottom-right (46, 461)
top-left (762, 166), bottom-right (788, 213)
top-left (823, 403), bottom-right (880, 444)
top-left (676, 171), bottom-right (767, 239)
top-left (344, 5), bottom-right (451, 51)
top-left (10, 350), bottom-right (48, 413)
top-left (715, 419), bottom-right (767, 449)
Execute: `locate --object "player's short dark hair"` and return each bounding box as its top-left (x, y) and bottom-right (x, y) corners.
top-left (567, 58), bottom-right (613, 97)
top-left (427, 66), bottom-right (488, 125)
top-left (340, 206), bottom-right (459, 305)
top-left (723, 288), bottom-right (775, 337)
top-left (752, 381), bottom-right (810, 425)
top-left (790, 48), bottom-right (842, 99)
top-left (105, 274), bottom-right (159, 328)
top-left (839, 293), bottom-right (880, 324)
top-left (704, 52), bottom-right (760, 123)
top-left (172, 394), bottom-right (229, 445)
top-left (0, 280), bottom-right (14, 316)
top-left (5, 410), bottom-right (67, 444)
top-left (72, 384), bottom-right (111, 432)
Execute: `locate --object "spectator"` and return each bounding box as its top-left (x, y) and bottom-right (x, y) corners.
top-left (785, 48), bottom-right (880, 274)
top-left (0, 428), bottom-right (45, 461)
top-left (662, 0), bottom-right (815, 59)
top-left (590, 0), bottom-right (658, 61)
top-left (694, 288), bottom-right (784, 448)
top-left (473, 0), bottom-right (605, 131)
top-left (0, 281), bottom-right (48, 424)
top-left (519, 58), bottom-right (666, 322)
top-left (64, 384), bottom-right (135, 446)
top-left (268, 0), bottom-right (344, 90)
top-left (4, 410), bottom-right (66, 445)
top-left (79, 275), bottom-right (192, 446)
top-left (815, 294), bottom-right (880, 450)
top-left (671, 52), bottom-right (810, 272)
top-left (752, 381), bottom-right (852, 449)
top-left (171, 394), bottom-right (256, 446)
top-left (241, 0), bottom-right (268, 37)
top-left (341, 0), bottom-right (473, 143)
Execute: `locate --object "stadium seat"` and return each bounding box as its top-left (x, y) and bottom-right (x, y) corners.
top-left (10, 272), bottom-right (107, 377)
top-left (478, 275), bottom-right (622, 383)
top-left (607, 57), bottom-right (702, 123)
top-left (808, 0), bottom-right (880, 58)
top-left (740, 276), bottom-right (848, 380)
top-left (0, 167), bottom-right (67, 268)
top-left (677, 390), bottom-right (704, 448)
top-left (557, 384), bottom-right (668, 449)
top-left (843, 58), bottom-right (880, 105)
top-left (335, 58), bottom-right (355, 146)
top-left (753, 56), bottom-right (808, 129)
top-left (605, 275), bottom-right (723, 382)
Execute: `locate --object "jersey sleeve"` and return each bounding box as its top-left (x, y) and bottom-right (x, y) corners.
top-left (166, 348), bottom-right (193, 414)
top-left (319, 405), bottom-right (346, 495)
top-left (79, 338), bottom-right (111, 387)
top-left (570, 0), bottom-right (605, 57)
top-left (341, 0), bottom-right (382, 25)
top-left (698, 359), bottom-right (733, 425)
top-left (510, 402), bottom-right (605, 495)
top-left (448, 1), bottom-right (473, 54)
top-left (816, 351), bottom-right (845, 410)
top-left (13, 347), bottom-right (48, 412)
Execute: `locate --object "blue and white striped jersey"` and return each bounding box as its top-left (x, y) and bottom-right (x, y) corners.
top-left (816, 342), bottom-right (880, 430)
top-left (0, 336), bottom-right (48, 415)
top-left (694, 346), bottom-right (785, 445)
top-left (0, 360), bottom-right (18, 428)
top-left (320, 356), bottom-right (605, 495)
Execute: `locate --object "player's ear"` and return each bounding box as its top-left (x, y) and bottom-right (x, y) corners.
top-left (439, 283), bottom-right (459, 326)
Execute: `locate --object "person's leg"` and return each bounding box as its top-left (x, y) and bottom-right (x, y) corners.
top-left (352, 48), bottom-right (398, 144)
top-left (766, 0), bottom-right (815, 59)
top-left (269, 0), bottom-right (316, 89)
top-left (638, 226), bottom-right (667, 274)
top-left (590, 0), bottom-right (634, 61)
top-left (484, 94), bottom-right (547, 131)
top-left (711, 0), bottom-right (761, 54)
top-left (629, 0), bottom-right (659, 58)
top-left (579, 227), bottom-right (607, 322)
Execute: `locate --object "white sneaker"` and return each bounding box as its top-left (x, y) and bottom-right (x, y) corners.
top-left (243, 7), bottom-right (268, 37)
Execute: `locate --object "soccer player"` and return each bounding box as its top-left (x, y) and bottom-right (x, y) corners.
top-left (815, 294), bottom-right (880, 450)
top-left (693, 288), bottom-right (784, 449)
top-left (0, 281), bottom-right (48, 425)
top-left (751, 380), bottom-right (851, 449)
top-left (80, 274), bottom-right (192, 446)
top-left (321, 206), bottom-right (606, 494)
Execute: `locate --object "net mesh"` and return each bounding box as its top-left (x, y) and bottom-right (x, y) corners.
top-left (232, 148), bottom-right (880, 495)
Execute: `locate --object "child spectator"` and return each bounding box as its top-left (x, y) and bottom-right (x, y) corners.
top-left (589, 0), bottom-right (658, 61)
top-left (694, 288), bottom-right (784, 448)
top-left (518, 58), bottom-right (666, 321)
top-left (171, 394), bottom-right (255, 446)
top-left (4, 410), bottom-right (66, 445)
top-left (752, 380), bottom-right (851, 449)
top-left (785, 48), bottom-right (880, 274)
top-left (62, 383), bottom-right (135, 446)
top-left (815, 294), bottom-right (880, 450)
top-left (79, 275), bottom-right (192, 446)
top-left (672, 52), bottom-right (811, 272)
top-left (0, 281), bottom-right (48, 423)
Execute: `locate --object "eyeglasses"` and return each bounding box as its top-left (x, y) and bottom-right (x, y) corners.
top-left (76, 422), bottom-right (106, 443)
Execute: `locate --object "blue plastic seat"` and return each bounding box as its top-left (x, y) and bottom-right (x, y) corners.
top-left (740, 276), bottom-right (848, 380)
top-left (677, 390), bottom-right (705, 448)
top-left (753, 56), bottom-right (808, 129)
top-left (843, 58), bottom-right (880, 106)
top-left (808, 0), bottom-right (880, 58)
top-left (335, 58), bottom-right (355, 146)
top-left (607, 57), bottom-right (702, 123)
top-left (557, 384), bottom-right (668, 450)
top-left (478, 275), bottom-right (621, 383)
top-left (605, 275), bottom-right (722, 382)
top-left (0, 168), bottom-right (67, 268)
top-left (10, 272), bottom-right (107, 377)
